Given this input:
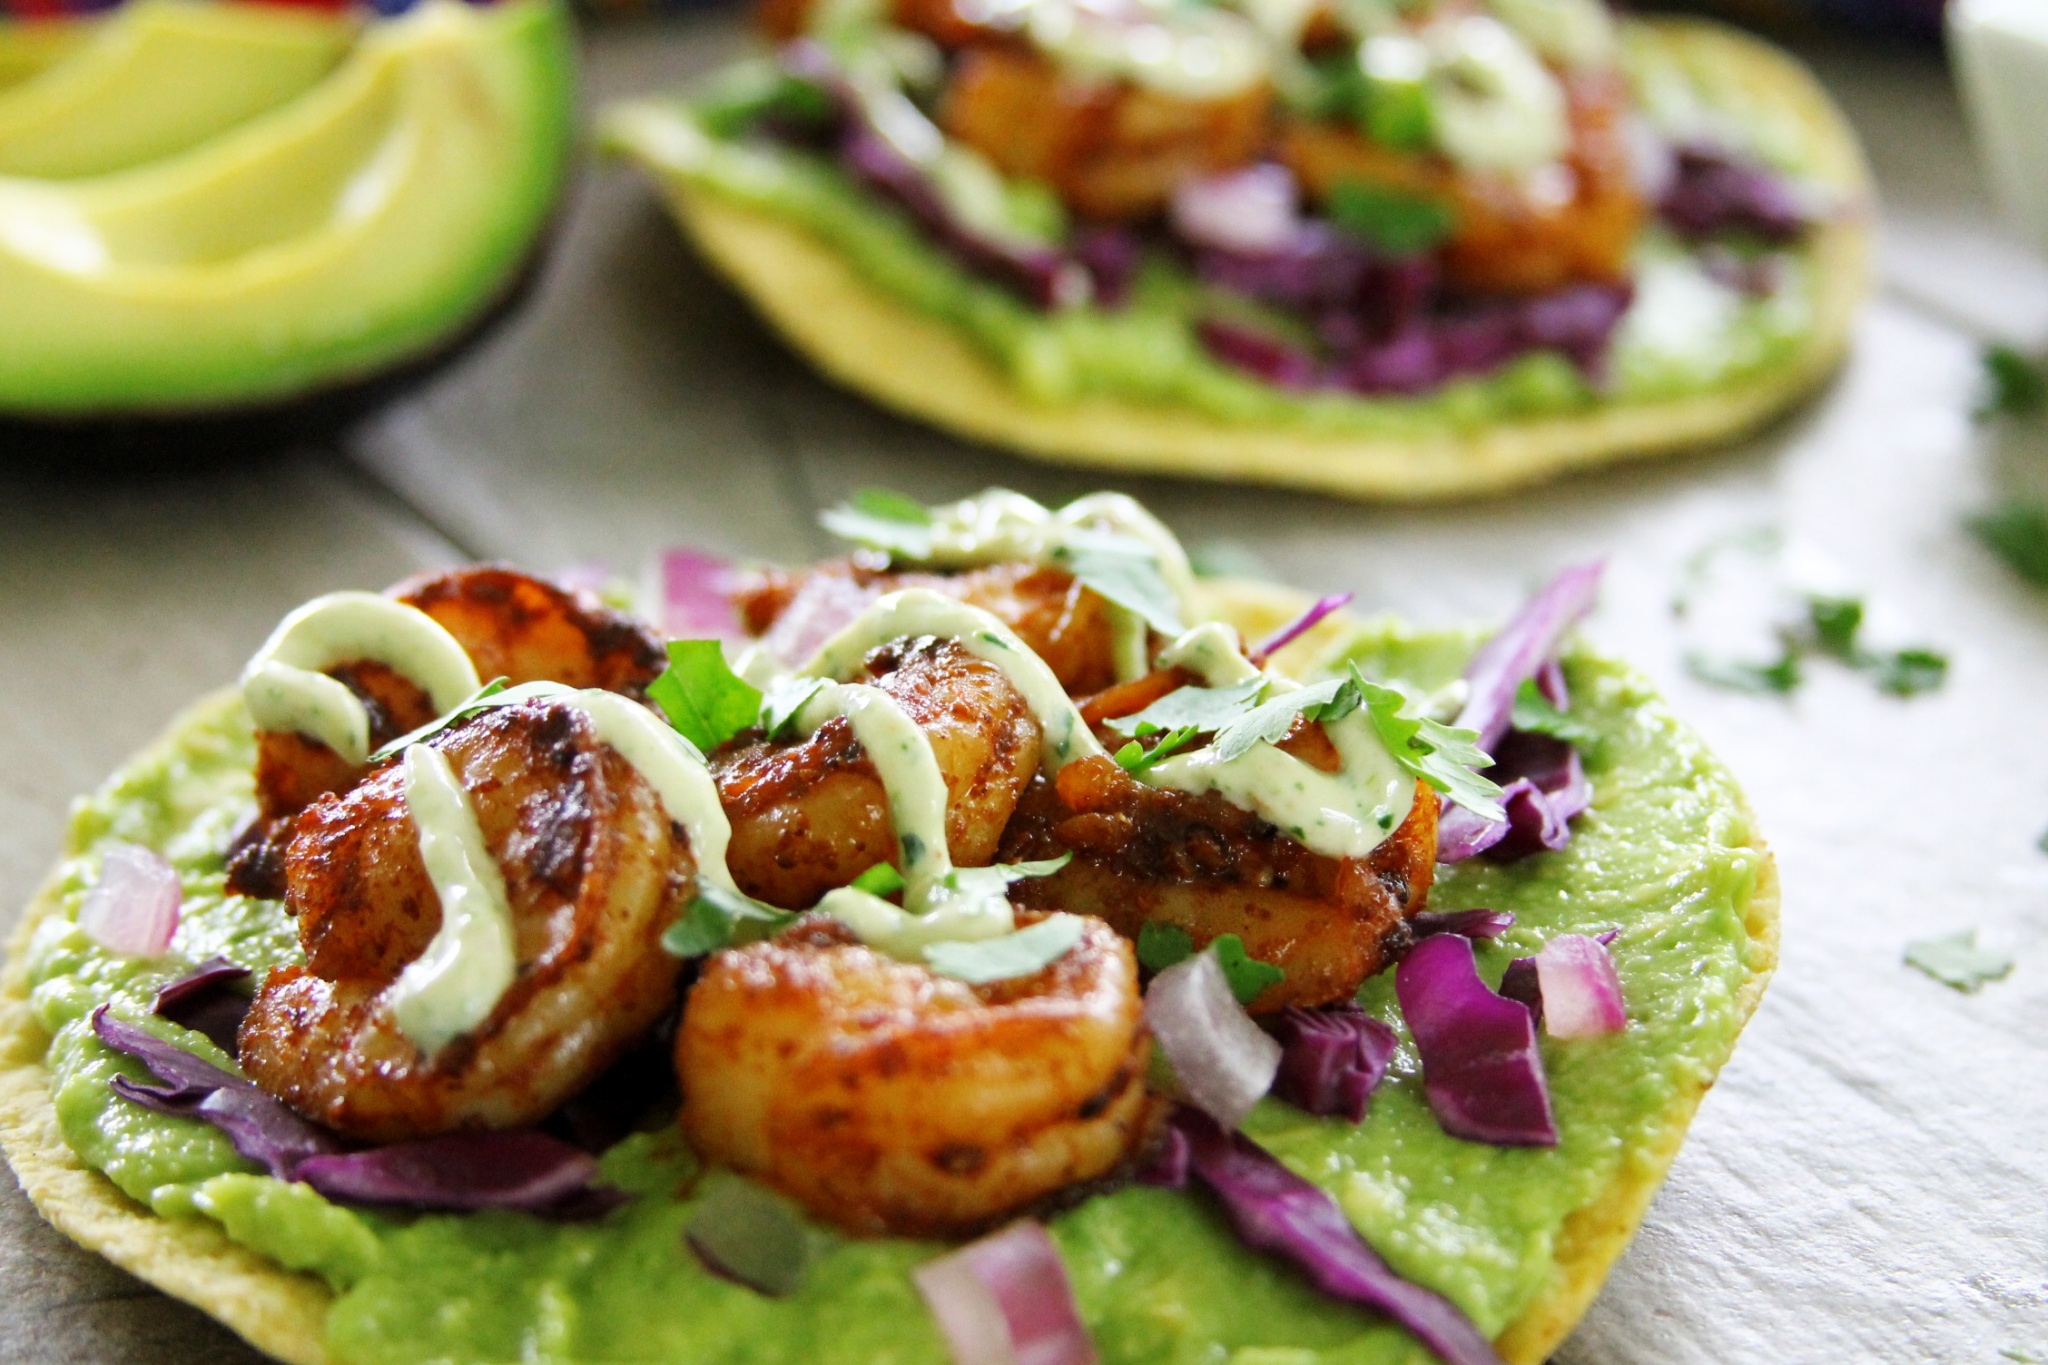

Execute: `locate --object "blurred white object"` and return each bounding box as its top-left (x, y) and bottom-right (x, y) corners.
top-left (1950, 0), bottom-right (2048, 254)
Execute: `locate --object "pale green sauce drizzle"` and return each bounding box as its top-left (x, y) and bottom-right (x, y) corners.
top-left (793, 681), bottom-right (954, 904)
top-left (922, 489), bottom-right (1200, 611)
top-left (388, 744), bottom-right (516, 1055)
top-left (240, 591), bottom-right (480, 767)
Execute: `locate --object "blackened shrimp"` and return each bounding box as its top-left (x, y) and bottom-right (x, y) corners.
top-left (677, 914), bottom-right (1155, 1237)
top-left (731, 558), bottom-right (1130, 695)
top-left (238, 702), bottom-right (695, 1143)
top-left (712, 637), bottom-right (1041, 909)
top-left (999, 710), bottom-right (1439, 1013)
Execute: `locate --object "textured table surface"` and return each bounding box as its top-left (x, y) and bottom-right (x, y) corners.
top-left (2, 12), bottom-right (2044, 1364)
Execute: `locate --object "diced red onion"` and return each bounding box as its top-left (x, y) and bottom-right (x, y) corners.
top-left (1251, 592), bottom-right (1353, 663)
top-left (1533, 934), bottom-right (1627, 1039)
top-left (1269, 1005), bottom-right (1398, 1123)
top-left (913, 1221), bottom-right (1097, 1365)
top-left (1394, 935), bottom-right (1556, 1148)
top-left (1171, 164), bottom-right (1300, 255)
top-left (1144, 949), bottom-right (1282, 1131)
top-left (661, 548), bottom-right (739, 642)
top-left (76, 844), bottom-right (181, 959)
top-left (1455, 562), bottom-right (1604, 754)
top-left (1171, 1109), bottom-right (1508, 1365)
top-left (759, 571), bottom-right (883, 665)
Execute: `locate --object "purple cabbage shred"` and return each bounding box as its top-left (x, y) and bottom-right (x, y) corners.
top-left (94, 1006), bottom-right (627, 1218)
top-left (1172, 1108), bottom-right (1509, 1365)
top-left (1196, 319), bottom-right (1323, 391)
top-left (1438, 732), bottom-right (1594, 864)
top-left (1138, 1123), bottom-right (1191, 1188)
top-left (152, 957), bottom-right (252, 1056)
top-left (1658, 146), bottom-right (1810, 244)
top-left (1409, 909), bottom-right (1516, 940)
top-left (1455, 561), bottom-right (1603, 753)
top-left (1269, 1005), bottom-right (1399, 1123)
top-left (1252, 592), bottom-right (1354, 661)
top-left (1393, 936), bottom-right (1557, 1148)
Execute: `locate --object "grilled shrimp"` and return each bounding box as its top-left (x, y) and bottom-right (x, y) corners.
top-left (230, 569), bottom-right (667, 899)
top-left (1000, 685), bottom-right (1439, 1012)
top-left (677, 913), bottom-right (1155, 1237)
top-left (941, 46), bottom-right (1271, 221)
top-left (238, 701), bottom-right (695, 1143)
top-left (714, 637), bottom-right (1041, 908)
top-left (1281, 69), bottom-right (1642, 295)
top-left (731, 558), bottom-right (1129, 695)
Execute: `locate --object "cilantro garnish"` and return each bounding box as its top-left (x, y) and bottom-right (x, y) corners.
top-left (1134, 924), bottom-right (1284, 1004)
top-left (1354, 671), bottom-right (1504, 822)
top-left (368, 677), bottom-right (512, 762)
top-left (1187, 539), bottom-right (1271, 580)
top-left (1114, 725), bottom-right (1203, 775)
top-left (1104, 678), bottom-right (1265, 738)
top-left (1683, 585), bottom-right (1946, 700)
top-left (1870, 647), bottom-right (1948, 698)
top-left (1977, 344), bottom-right (2047, 421)
top-left (662, 882), bottom-right (791, 958)
top-left (695, 61), bottom-right (834, 140)
top-left (758, 675), bottom-right (827, 741)
top-left (1685, 649), bottom-right (1803, 695)
top-left (1805, 595), bottom-right (1863, 657)
top-left (1210, 678), bottom-right (1347, 762)
top-left (1054, 530), bottom-right (1186, 636)
top-left (850, 862), bottom-right (906, 897)
top-left (1970, 500), bottom-right (2048, 587)
top-left (924, 913), bottom-right (1086, 985)
top-left (1327, 180), bottom-right (1455, 255)
top-left (1509, 679), bottom-right (1603, 754)
top-left (818, 488), bottom-right (935, 561)
top-left (939, 853), bottom-right (1071, 903)
top-left (1904, 930), bottom-right (2015, 993)
top-left (648, 640), bottom-right (762, 753)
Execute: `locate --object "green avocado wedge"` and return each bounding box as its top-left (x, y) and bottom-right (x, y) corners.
top-left (0, 1), bottom-right (357, 181)
top-left (0, 18), bottom-right (94, 93)
top-left (0, 0), bottom-right (574, 418)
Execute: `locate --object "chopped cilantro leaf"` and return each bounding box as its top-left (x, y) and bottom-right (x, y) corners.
top-left (1355, 671), bottom-right (1504, 822)
top-left (1685, 649), bottom-right (1802, 695)
top-left (1115, 725), bottom-right (1202, 775)
top-left (1806, 595), bottom-right (1864, 658)
top-left (850, 862), bottom-right (906, 897)
top-left (758, 675), bottom-right (827, 741)
top-left (649, 640), bottom-right (763, 753)
top-left (1136, 922), bottom-right (1194, 972)
top-left (1971, 500), bottom-right (2048, 587)
top-left (1105, 678), bottom-right (1265, 738)
top-left (695, 62), bottom-right (834, 139)
top-left (1327, 180), bottom-right (1455, 254)
top-left (1210, 678), bottom-right (1348, 762)
top-left (1055, 531), bottom-right (1185, 636)
top-left (1187, 539), bottom-right (1271, 580)
top-left (1978, 344), bottom-right (2047, 420)
top-left (818, 488), bottom-right (935, 560)
top-left (662, 882), bottom-right (791, 957)
top-left (1210, 933), bottom-right (1286, 1004)
top-left (941, 854), bottom-right (1072, 903)
top-left (924, 914), bottom-right (1086, 984)
top-left (2036, 826), bottom-right (2048, 856)
top-left (1904, 930), bottom-right (2015, 993)
top-left (1509, 679), bottom-right (1603, 754)
top-left (368, 677), bottom-right (512, 763)
top-left (1870, 647), bottom-right (1948, 697)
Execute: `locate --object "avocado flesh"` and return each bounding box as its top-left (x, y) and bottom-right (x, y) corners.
top-left (0, 20), bottom-right (94, 93)
top-left (0, 0), bottom-right (574, 416)
top-left (0, 1), bottom-right (356, 180)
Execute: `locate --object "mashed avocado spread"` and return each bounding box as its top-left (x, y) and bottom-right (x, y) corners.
top-left (18, 617), bottom-right (1764, 1365)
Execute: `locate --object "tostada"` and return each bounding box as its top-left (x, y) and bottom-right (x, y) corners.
top-left (0, 490), bottom-right (1776, 1363)
top-left (604, 0), bottom-right (1868, 500)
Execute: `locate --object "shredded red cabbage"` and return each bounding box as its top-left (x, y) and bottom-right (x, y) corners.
top-left (1138, 1124), bottom-right (1191, 1188)
top-left (1497, 956), bottom-right (1542, 1023)
top-left (1658, 146), bottom-right (1810, 244)
top-left (96, 1006), bottom-right (626, 1217)
top-left (1195, 319), bottom-right (1323, 391)
top-left (1251, 593), bottom-right (1353, 663)
top-left (295, 1133), bottom-right (627, 1219)
top-left (1190, 225), bottom-right (1391, 315)
top-left (1269, 1005), bottom-right (1398, 1123)
top-left (1455, 561), bottom-right (1604, 753)
top-left (1074, 226), bottom-right (1142, 309)
top-left (95, 1006), bottom-right (341, 1180)
top-left (1393, 936), bottom-right (1556, 1148)
top-left (152, 957), bottom-right (252, 1056)
top-left (1172, 1109), bottom-right (1508, 1365)
top-left (1409, 909), bottom-right (1515, 940)
top-left (1438, 732), bottom-right (1593, 864)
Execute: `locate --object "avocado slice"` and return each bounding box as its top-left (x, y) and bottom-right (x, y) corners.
top-left (0, 1), bottom-right (356, 180)
top-left (0, 0), bottom-right (575, 416)
top-left (0, 19), bottom-right (94, 94)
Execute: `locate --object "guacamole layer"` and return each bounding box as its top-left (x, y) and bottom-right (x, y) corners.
top-left (0, 613), bottom-right (1769, 1365)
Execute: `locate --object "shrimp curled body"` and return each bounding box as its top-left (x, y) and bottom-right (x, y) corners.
top-left (239, 702), bottom-right (695, 1143)
top-left (677, 915), bottom-right (1156, 1238)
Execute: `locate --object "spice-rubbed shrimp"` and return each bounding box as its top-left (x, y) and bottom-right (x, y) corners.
top-left (678, 914), bottom-right (1156, 1237)
top-left (230, 569), bottom-right (668, 900)
top-left (393, 565), bottom-right (667, 700)
top-left (731, 558), bottom-right (1129, 695)
top-left (713, 636), bottom-right (1042, 909)
top-left (238, 701), bottom-right (695, 1143)
top-left (1000, 739), bottom-right (1439, 1013)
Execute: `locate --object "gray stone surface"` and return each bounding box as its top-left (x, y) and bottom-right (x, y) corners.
top-left (2, 12), bottom-right (2044, 1365)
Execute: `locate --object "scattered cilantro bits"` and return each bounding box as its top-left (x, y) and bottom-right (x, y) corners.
top-left (649, 640), bottom-right (762, 753)
top-left (1904, 931), bottom-right (2015, 993)
top-left (1970, 500), bottom-right (2048, 588)
top-left (1354, 672), bottom-right (1505, 822)
top-left (818, 488), bottom-right (935, 560)
top-left (1681, 589), bottom-right (1945, 699)
top-left (849, 862), bottom-right (906, 897)
top-left (924, 914), bottom-right (1086, 985)
top-left (1977, 343), bottom-right (2048, 421)
top-left (663, 882), bottom-right (791, 958)
top-left (1136, 924), bottom-right (1285, 1004)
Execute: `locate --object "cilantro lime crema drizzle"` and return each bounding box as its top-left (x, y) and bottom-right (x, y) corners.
top-left (239, 592), bottom-right (481, 767)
